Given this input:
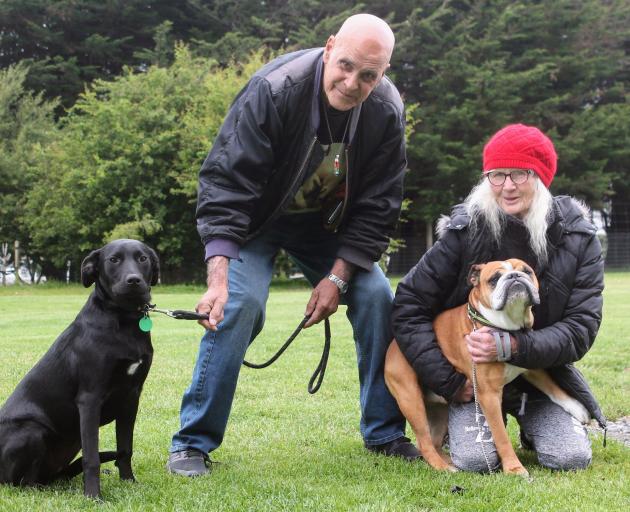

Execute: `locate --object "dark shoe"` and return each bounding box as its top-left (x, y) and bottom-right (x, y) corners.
top-left (366, 436), bottom-right (420, 461)
top-left (519, 430), bottom-right (534, 451)
top-left (166, 449), bottom-right (211, 477)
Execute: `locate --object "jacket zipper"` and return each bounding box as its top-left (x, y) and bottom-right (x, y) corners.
top-left (247, 136), bottom-right (318, 241)
top-left (337, 145), bottom-right (351, 226)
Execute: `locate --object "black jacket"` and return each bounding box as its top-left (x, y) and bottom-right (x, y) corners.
top-left (195, 49), bottom-right (407, 270)
top-left (392, 196), bottom-right (606, 427)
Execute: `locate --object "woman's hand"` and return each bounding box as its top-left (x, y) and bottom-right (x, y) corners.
top-left (465, 327), bottom-right (499, 363)
top-left (466, 326), bottom-right (517, 363)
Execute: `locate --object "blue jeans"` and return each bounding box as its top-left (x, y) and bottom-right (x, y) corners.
top-left (170, 214), bottom-right (405, 454)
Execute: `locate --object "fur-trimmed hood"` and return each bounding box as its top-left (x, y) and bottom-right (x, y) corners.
top-left (435, 195), bottom-right (596, 240)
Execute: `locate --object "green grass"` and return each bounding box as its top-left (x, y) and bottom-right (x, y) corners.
top-left (0, 275), bottom-right (628, 511)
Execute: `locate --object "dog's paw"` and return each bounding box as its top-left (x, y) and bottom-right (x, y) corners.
top-left (423, 453), bottom-right (455, 472)
top-left (504, 464), bottom-right (529, 477)
top-left (426, 459), bottom-right (457, 472)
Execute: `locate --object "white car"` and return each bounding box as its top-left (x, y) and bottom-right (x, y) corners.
top-left (0, 264), bottom-right (46, 285)
top-left (0, 265), bottom-right (16, 285)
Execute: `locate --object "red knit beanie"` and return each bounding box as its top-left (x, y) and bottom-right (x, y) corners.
top-left (483, 124), bottom-right (557, 187)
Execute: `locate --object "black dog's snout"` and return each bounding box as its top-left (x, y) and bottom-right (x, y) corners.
top-left (126, 274), bottom-right (142, 286)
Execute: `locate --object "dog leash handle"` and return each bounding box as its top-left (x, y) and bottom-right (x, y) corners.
top-left (169, 310), bottom-right (210, 321)
top-left (143, 305), bottom-right (209, 321)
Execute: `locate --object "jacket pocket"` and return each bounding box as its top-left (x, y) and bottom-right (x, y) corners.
top-left (541, 272), bottom-right (571, 323)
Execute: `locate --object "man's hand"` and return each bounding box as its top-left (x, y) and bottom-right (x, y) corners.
top-left (304, 278), bottom-right (340, 327)
top-left (196, 256), bottom-right (229, 331)
top-left (303, 258), bottom-right (354, 328)
top-left (465, 326), bottom-right (517, 363)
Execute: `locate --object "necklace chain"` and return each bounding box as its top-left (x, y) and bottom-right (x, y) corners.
top-left (322, 105), bottom-right (351, 145)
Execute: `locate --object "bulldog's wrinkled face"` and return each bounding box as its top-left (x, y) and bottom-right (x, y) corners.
top-left (468, 259), bottom-right (540, 330)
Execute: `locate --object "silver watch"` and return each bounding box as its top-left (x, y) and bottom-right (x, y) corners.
top-left (328, 273), bottom-right (348, 294)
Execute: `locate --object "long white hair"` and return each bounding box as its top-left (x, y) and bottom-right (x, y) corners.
top-left (464, 176), bottom-right (554, 264)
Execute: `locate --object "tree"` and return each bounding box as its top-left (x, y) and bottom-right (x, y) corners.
top-left (0, 62), bottom-right (58, 272)
top-left (558, 101), bottom-right (630, 229)
top-left (5, 0), bottom-right (629, 278)
top-left (390, 0), bottom-right (630, 222)
top-left (23, 46), bottom-right (266, 281)
top-left (0, 0), bottom-right (219, 109)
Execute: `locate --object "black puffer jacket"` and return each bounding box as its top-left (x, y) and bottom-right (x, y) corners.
top-left (195, 48), bottom-right (406, 270)
top-left (392, 196), bottom-right (606, 427)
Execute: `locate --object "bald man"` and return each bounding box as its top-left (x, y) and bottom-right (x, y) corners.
top-left (167, 14), bottom-right (417, 477)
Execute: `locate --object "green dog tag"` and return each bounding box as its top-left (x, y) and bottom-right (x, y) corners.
top-left (139, 315), bottom-right (153, 332)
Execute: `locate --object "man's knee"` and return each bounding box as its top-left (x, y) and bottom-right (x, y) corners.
top-left (538, 445), bottom-right (592, 471)
top-left (350, 267), bottom-right (393, 308)
top-left (229, 288), bottom-right (266, 320)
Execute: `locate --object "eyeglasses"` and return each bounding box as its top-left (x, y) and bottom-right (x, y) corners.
top-left (485, 169), bottom-right (534, 186)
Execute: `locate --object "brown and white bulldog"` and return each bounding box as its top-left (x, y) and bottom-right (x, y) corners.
top-left (385, 258), bottom-right (590, 476)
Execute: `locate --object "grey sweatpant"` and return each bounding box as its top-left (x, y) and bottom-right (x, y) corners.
top-left (448, 388), bottom-right (592, 472)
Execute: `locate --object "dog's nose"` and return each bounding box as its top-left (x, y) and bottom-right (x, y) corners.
top-left (126, 274), bottom-right (142, 286)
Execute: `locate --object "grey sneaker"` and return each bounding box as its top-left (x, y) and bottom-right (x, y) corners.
top-left (166, 449), bottom-right (211, 477)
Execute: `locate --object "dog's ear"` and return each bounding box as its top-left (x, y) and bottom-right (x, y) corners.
top-left (81, 249), bottom-right (101, 287)
top-left (467, 264), bottom-right (484, 287)
top-left (147, 246), bottom-right (160, 286)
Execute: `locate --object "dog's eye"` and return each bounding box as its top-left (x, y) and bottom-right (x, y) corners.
top-left (109, 257), bottom-right (120, 263)
top-left (138, 255), bottom-right (148, 262)
top-left (489, 273), bottom-right (501, 287)
top-left (523, 268), bottom-right (533, 276)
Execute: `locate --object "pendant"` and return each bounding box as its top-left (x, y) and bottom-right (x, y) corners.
top-left (334, 154), bottom-right (341, 176)
top-left (139, 314), bottom-right (153, 332)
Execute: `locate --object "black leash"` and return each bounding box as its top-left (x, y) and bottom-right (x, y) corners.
top-left (143, 304), bottom-right (331, 394)
top-left (242, 316), bottom-right (331, 394)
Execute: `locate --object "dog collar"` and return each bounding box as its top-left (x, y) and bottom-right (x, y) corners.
top-left (466, 303), bottom-right (496, 329)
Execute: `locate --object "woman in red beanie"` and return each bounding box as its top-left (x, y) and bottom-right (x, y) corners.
top-left (391, 124), bottom-right (605, 473)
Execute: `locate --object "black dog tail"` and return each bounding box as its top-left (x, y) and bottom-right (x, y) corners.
top-left (56, 451), bottom-right (119, 480)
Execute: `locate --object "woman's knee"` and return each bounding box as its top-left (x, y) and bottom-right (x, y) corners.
top-left (538, 445), bottom-right (592, 471)
top-left (451, 448), bottom-right (500, 473)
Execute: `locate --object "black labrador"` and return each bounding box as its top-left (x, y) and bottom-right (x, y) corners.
top-left (0, 239), bottom-right (158, 498)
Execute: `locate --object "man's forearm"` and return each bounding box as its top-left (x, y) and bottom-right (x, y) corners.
top-left (206, 255), bottom-right (229, 287)
top-left (330, 258), bottom-right (355, 282)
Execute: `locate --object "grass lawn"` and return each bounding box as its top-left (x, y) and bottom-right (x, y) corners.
top-left (0, 274), bottom-right (628, 511)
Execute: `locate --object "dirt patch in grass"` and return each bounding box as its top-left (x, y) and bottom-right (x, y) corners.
top-left (589, 416), bottom-right (630, 447)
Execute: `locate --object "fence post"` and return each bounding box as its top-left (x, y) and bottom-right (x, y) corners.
top-left (14, 240), bottom-right (20, 282)
top-left (425, 220), bottom-right (434, 249)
